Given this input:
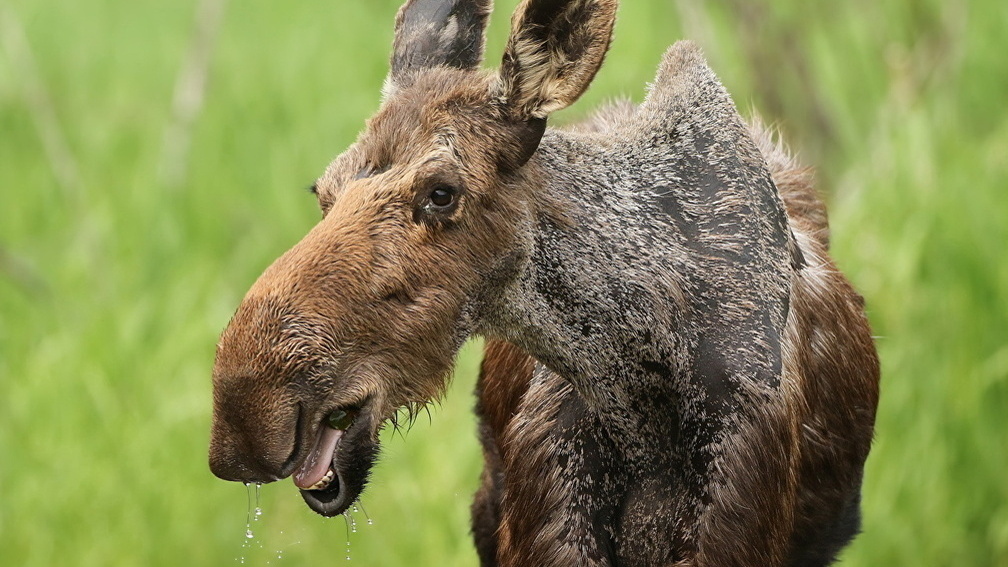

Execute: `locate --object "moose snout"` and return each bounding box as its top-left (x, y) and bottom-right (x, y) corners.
top-left (207, 372), bottom-right (303, 483)
top-left (209, 287), bottom-right (318, 484)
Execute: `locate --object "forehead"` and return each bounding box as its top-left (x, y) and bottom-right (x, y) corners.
top-left (321, 69), bottom-right (496, 183)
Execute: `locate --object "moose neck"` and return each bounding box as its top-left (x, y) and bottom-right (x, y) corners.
top-left (486, 130), bottom-right (692, 407)
top-left (486, 120), bottom-right (796, 412)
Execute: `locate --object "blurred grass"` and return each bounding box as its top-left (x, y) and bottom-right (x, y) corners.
top-left (1, 0), bottom-right (1005, 565)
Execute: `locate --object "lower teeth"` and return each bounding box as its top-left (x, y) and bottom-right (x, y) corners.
top-left (308, 469), bottom-right (335, 490)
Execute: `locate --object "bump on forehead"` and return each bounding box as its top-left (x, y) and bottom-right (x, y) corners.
top-left (316, 67), bottom-right (506, 206)
top-left (370, 68), bottom-right (495, 142)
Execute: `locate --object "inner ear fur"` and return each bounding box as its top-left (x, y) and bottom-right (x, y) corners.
top-left (387, 0), bottom-right (493, 94)
top-left (497, 0), bottom-right (618, 120)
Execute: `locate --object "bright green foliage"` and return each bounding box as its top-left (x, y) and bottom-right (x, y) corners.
top-left (1, 0), bottom-right (1005, 565)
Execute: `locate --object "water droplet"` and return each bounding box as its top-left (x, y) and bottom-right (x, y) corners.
top-left (357, 501), bottom-right (373, 526)
top-left (254, 483), bottom-right (264, 519)
top-left (343, 513), bottom-right (353, 561)
top-left (239, 482), bottom-right (270, 564)
top-left (240, 482), bottom-right (255, 565)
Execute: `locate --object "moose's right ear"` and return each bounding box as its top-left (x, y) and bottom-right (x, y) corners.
top-left (497, 0), bottom-right (617, 120)
top-left (386, 0), bottom-right (493, 97)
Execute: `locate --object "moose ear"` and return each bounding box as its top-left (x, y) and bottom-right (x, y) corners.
top-left (386, 0), bottom-right (493, 96)
top-left (497, 0), bottom-right (617, 120)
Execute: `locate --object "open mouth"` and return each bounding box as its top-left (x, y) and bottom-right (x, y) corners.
top-left (292, 408), bottom-right (356, 491)
top-left (292, 403), bottom-right (378, 517)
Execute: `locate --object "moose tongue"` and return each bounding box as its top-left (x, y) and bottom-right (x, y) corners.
top-left (293, 426), bottom-right (343, 489)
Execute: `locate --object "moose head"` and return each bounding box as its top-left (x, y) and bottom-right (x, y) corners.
top-left (208, 0), bottom-right (618, 516)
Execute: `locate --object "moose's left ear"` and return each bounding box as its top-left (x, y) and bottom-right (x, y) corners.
top-left (386, 0), bottom-right (493, 96)
top-left (497, 0), bottom-right (618, 120)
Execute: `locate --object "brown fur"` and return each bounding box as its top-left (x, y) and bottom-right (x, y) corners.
top-left (210, 67), bottom-right (539, 483)
top-left (471, 340), bottom-right (535, 566)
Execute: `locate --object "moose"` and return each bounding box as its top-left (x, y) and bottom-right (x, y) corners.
top-left (208, 0), bottom-right (880, 565)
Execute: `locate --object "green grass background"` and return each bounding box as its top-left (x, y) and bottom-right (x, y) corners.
top-left (1, 0), bottom-right (1005, 565)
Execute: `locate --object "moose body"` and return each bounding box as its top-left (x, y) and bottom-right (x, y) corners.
top-left (470, 86), bottom-right (878, 566)
top-left (208, 1), bottom-right (879, 566)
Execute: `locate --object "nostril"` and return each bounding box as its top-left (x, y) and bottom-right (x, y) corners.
top-left (279, 403), bottom-right (305, 478)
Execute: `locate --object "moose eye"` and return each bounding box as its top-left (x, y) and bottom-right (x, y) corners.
top-left (414, 182), bottom-right (461, 224)
top-left (429, 185), bottom-right (456, 208)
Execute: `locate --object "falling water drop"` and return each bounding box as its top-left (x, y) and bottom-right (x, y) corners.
top-left (255, 483), bottom-right (266, 553)
top-left (357, 501), bottom-right (373, 526)
top-left (342, 511), bottom-right (353, 561)
top-left (238, 482), bottom-right (271, 564)
top-left (244, 482), bottom-right (254, 531)
top-left (240, 482), bottom-right (254, 565)
top-left (254, 483), bottom-right (263, 518)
